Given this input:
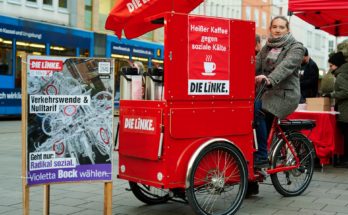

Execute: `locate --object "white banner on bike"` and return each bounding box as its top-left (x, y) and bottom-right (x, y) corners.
top-left (25, 55), bottom-right (114, 186)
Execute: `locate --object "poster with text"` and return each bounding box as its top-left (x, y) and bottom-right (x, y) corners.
top-left (26, 56), bottom-right (114, 186)
top-left (188, 16), bottom-right (230, 95)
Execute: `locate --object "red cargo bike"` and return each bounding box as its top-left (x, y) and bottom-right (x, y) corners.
top-left (115, 13), bottom-right (316, 215)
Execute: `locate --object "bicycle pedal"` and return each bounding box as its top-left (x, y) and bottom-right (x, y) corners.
top-left (256, 169), bottom-right (268, 178)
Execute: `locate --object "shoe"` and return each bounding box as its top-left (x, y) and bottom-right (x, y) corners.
top-left (245, 181), bottom-right (259, 198)
top-left (254, 157), bottom-right (269, 168)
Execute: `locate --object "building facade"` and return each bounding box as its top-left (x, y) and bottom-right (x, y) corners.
top-left (272, 0), bottom-right (335, 72)
top-left (242, 0), bottom-right (271, 46)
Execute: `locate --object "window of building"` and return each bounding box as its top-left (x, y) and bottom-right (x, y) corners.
top-left (42, 0), bottom-right (53, 10)
top-left (246, 6), bottom-right (251, 21)
top-left (206, 2), bottom-right (211, 16)
top-left (26, 0), bottom-right (38, 7)
top-left (85, 0), bottom-right (93, 29)
top-left (211, 2), bottom-right (215, 16)
top-left (254, 9), bottom-right (259, 27)
top-left (328, 40), bottom-right (334, 53)
top-left (43, 0), bottom-right (52, 6)
top-left (262, 12), bottom-right (267, 29)
top-left (315, 34), bottom-right (321, 50)
top-left (216, 4), bottom-right (220, 17)
top-left (58, 0), bottom-right (67, 8)
top-left (307, 31), bottom-right (312, 48)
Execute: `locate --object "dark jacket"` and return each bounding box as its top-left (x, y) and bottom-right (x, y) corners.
top-left (332, 63), bottom-right (348, 122)
top-left (300, 58), bottom-right (319, 98)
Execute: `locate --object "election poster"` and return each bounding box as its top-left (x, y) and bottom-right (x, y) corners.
top-left (188, 16), bottom-right (230, 95)
top-left (26, 56), bottom-right (114, 186)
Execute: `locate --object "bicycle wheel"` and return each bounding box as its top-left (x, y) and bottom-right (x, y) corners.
top-left (186, 142), bottom-right (248, 215)
top-left (270, 132), bottom-right (315, 197)
top-left (129, 182), bottom-right (170, 205)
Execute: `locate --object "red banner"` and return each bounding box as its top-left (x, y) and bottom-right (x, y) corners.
top-left (29, 59), bottom-right (63, 71)
top-left (188, 16), bottom-right (230, 95)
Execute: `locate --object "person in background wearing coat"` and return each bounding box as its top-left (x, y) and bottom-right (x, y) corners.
top-left (328, 52), bottom-right (348, 166)
top-left (300, 48), bottom-right (319, 103)
top-left (247, 16), bottom-right (305, 198)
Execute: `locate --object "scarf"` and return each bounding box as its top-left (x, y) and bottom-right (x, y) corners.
top-left (266, 32), bottom-right (295, 48)
top-left (263, 33), bottom-right (296, 74)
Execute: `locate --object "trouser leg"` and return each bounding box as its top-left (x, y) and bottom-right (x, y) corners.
top-left (254, 100), bottom-right (268, 159)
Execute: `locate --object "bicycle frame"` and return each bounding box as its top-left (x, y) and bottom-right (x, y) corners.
top-left (266, 117), bottom-right (301, 174)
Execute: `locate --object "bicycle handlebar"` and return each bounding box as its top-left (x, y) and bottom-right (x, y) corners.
top-left (255, 80), bottom-right (268, 102)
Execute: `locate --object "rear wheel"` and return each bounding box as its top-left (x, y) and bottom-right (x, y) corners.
top-left (129, 182), bottom-right (170, 205)
top-left (186, 142), bottom-right (248, 215)
top-left (270, 132), bottom-right (315, 196)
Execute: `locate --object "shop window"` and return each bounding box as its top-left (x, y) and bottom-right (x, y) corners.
top-left (80, 48), bottom-right (90, 57)
top-left (15, 41), bottom-right (45, 87)
top-left (0, 45), bottom-right (12, 76)
top-left (15, 51), bottom-right (27, 88)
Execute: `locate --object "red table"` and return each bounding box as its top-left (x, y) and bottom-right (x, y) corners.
top-left (287, 111), bottom-right (344, 165)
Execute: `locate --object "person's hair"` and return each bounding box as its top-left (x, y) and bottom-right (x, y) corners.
top-left (255, 34), bottom-right (261, 44)
top-left (328, 51), bottom-right (346, 68)
top-left (304, 47), bottom-right (308, 57)
top-left (270, 16), bottom-right (289, 30)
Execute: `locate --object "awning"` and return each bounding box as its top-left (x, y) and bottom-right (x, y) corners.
top-left (105, 0), bottom-right (203, 39)
top-left (288, 0), bottom-right (348, 36)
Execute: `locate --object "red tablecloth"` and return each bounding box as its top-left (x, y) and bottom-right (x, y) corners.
top-left (287, 111), bottom-right (344, 165)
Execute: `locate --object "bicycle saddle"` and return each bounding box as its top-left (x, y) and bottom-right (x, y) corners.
top-left (279, 119), bottom-right (316, 131)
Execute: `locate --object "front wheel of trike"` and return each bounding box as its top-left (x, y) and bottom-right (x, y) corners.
top-left (270, 132), bottom-right (315, 197)
top-left (186, 142), bottom-right (248, 215)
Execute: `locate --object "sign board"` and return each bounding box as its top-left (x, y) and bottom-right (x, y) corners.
top-left (188, 16), bottom-right (230, 95)
top-left (26, 56), bottom-right (114, 186)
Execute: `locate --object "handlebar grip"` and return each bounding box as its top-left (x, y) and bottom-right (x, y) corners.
top-left (255, 80), bottom-right (267, 102)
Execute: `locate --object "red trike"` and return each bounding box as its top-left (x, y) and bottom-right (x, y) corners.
top-left (116, 13), bottom-right (316, 215)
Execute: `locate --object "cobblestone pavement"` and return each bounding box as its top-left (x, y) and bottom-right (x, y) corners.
top-left (1, 119), bottom-right (348, 215)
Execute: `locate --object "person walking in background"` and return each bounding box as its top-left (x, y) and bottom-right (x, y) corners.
top-left (300, 48), bottom-right (319, 103)
top-left (327, 52), bottom-right (348, 166)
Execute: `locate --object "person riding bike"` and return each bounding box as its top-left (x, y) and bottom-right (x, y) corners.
top-left (247, 16), bottom-right (305, 198)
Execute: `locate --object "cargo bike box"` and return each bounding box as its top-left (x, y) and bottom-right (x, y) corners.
top-left (117, 12), bottom-right (256, 214)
